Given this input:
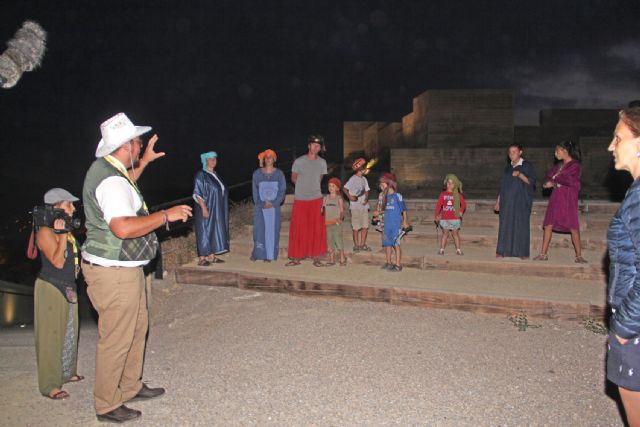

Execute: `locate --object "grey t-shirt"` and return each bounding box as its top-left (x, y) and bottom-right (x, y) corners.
top-left (344, 174), bottom-right (370, 211)
top-left (292, 155), bottom-right (327, 200)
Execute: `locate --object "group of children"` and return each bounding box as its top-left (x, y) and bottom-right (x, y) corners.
top-left (322, 158), bottom-right (465, 271)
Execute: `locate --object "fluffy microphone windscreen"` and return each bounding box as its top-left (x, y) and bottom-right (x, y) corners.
top-left (0, 20), bottom-right (47, 89)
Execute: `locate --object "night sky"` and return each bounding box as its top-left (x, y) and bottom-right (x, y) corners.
top-left (2, 0), bottom-right (640, 220)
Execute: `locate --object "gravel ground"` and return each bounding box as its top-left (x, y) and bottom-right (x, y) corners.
top-left (0, 276), bottom-right (623, 426)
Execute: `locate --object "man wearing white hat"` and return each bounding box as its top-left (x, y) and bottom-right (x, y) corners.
top-left (81, 112), bottom-right (192, 423)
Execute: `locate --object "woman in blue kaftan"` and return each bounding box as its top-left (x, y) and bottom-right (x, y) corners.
top-left (251, 149), bottom-right (286, 261)
top-left (193, 151), bottom-right (229, 265)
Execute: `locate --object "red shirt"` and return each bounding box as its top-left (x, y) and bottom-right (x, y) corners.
top-left (436, 191), bottom-right (466, 220)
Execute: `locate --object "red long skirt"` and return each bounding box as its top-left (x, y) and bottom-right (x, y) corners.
top-left (287, 198), bottom-right (327, 259)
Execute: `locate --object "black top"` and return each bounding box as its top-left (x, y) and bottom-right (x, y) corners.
top-left (39, 235), bottom-right (76, 289)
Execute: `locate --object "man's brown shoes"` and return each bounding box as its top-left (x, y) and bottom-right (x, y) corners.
top-left (96, 385), bottom-right (165, 423)
top-left (127, 384), bottom-right (166, 403)
top-left (97, 405), bottom-right (141, 423)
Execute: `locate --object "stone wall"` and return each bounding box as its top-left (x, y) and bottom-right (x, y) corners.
top-left (344, 121), bottom-right (402, 158)
top-left (425, 90), bottom-right (514, 148)
top-left (402, 91), bottom-right (429, 147)
top-left (538, 109), bottom-right (618, 146)
top-left (344, 90), bottom-right (622, 199)
top-left (343, 121), bottom-right (374, 157)
top-left (390, 146), bottom-right (620, 199)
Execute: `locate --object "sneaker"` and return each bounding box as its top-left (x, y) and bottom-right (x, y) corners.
top-left (353, 246), bottom-right (361, 252)
top-left (381, 263), bottom-right (392, 270)
top-left (456, 249), bottom-right (464, 256)
top-left (438, 248), bottom-right (445, 255)
top-left (389, 264), bottom-right (403, 272)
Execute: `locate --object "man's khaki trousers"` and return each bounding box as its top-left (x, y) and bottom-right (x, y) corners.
top-left (83, 263), bottom-right (148, 415)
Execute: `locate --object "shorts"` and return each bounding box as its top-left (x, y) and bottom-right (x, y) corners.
top-left (382, 225), bottom-right (402, 247)
top-left (607, 331), bottom-right (640, 391)
top-left (326, 223), bottom-right (344, 251)
top-left (350, 209), bottom-right (369, 230)
top-left (439, 219), bottom-right (461, 230)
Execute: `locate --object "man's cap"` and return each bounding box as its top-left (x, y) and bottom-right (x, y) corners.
top-left (308, 134), bottom-right (324, 145)
top-left (44, 188), bottom-right (79, 204)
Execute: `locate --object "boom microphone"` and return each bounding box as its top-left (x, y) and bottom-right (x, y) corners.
top-left (0, 20), bottom-right (47, 89)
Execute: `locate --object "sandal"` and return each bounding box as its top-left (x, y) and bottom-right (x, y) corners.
top-left (575, 256), bottom-right (588, 264)
top-left (533, 254), bottom-right (548, 261)
top-left (339, 260), bottom-right (347, 266)
top-left (197, 259), bottom-right (211, 266)
top-left (360, 245), bottom-right (372, 252)
top-left (47, 390), bottom-right (69, 400)
top-left (313, 260), bottom-right (326, 267)
top-left (210, 257), bottom-right (225, 263)
top-left (66, 375), bottom-right (84, 383)
top-left (324, 262), bottom-right (336, 267)
top-left (285, 260), bottom-right (301, 267)
top-left (389, 264), bottom-right (403, 272)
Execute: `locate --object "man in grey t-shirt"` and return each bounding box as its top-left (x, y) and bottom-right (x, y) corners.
top-left (285, 135), bottom-right (328, 266)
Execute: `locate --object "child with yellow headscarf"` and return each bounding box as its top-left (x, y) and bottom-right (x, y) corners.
top-left (434, 174), bottom-right (466, 255)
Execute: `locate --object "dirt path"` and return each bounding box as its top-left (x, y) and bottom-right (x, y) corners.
top-left (0, 275), bottom-right (622, 426)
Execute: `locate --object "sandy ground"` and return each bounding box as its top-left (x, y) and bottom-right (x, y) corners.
top-left (0, 274), bottom-right (623, 426)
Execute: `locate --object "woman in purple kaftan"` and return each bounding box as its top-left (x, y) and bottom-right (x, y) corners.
top-left (534, 140), bottom-right (585, 263)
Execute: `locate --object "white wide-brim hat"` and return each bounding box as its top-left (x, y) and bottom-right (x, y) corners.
top-left (95, 112), bottom-right (152, 158)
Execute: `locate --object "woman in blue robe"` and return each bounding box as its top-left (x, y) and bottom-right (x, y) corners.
top-left (495, 143), bottom-right (537, 258)
top-left (193, 151), bottom-right (229, 265)
top-left (251, 149), bottom-right (286, 261)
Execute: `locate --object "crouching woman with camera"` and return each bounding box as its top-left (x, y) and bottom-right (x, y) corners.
top-left (33, 188), bottom-right (83, 400)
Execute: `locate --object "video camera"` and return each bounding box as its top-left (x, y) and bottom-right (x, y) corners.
top-left (32, 205), bottom-right (81, 234)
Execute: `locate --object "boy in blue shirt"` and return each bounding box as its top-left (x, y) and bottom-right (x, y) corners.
top-left (373, 173), bottom-right (409, 272)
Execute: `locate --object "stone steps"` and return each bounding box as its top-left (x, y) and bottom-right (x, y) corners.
top-left (240, 222), bottom-right (608, 252)
top-left (230, 234), bottom-right (606, 282)
top-left (174, 254), bottom-right (606, 321)
top-left (174, 198), bottom-right (616, 320)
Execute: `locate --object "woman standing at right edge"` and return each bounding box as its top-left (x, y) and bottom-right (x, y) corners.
top-left (606, 107), bottom-right (640, 426)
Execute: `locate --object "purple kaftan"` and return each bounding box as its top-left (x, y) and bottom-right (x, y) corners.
top-left (542, 160), bottom-right (581, 232)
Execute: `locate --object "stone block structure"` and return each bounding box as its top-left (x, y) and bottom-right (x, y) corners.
top-left (344, 88), bottom-right (622, 199)
top-left (392, 147), bottom-right (554, 197)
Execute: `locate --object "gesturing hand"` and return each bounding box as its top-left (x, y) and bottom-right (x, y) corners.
top-left (140, 134), bottom-right (166, 165)
top-left (167, 205), bottom-right (193, 222)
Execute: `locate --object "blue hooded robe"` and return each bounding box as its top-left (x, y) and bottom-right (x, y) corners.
top-left (193, 170), bottom-right (229, 256)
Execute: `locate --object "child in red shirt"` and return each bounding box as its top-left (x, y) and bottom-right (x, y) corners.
top-left (434, 174), bottom-right (466, 255)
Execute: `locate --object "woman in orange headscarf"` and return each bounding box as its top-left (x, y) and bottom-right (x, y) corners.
top-left (251, 149), bottom-right (286, 261)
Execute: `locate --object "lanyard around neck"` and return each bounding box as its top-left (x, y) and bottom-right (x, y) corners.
top-left (104, 155), bottom-right (148, 211)
top-left (67, 233), bottom-right (78, 266)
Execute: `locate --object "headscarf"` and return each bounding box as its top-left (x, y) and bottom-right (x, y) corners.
top-left (258, 149), bottom-right (277, 167)
top-left (379, 172), bottom-right (397, 191)
top-left (200, 151), bottom-right (217, 171)
top-left (352, 157), bottom-right (366, 171)
top-left (443, 173), bottom-right (463, 217)
top-left (328, 177), bottom-right (341, 190)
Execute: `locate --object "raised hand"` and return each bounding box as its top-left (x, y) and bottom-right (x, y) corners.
top-left (140, 134), bottom-right (166, 165)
